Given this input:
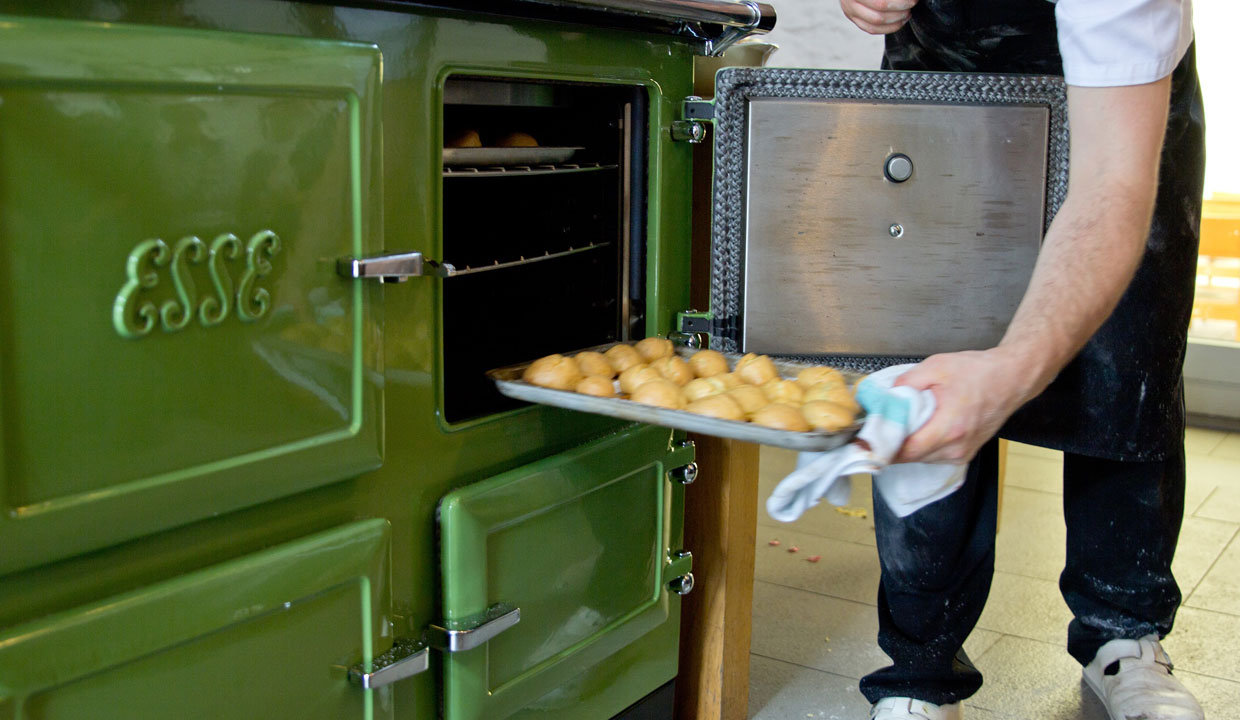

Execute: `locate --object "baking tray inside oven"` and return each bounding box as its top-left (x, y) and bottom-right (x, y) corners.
top-left (443, 146), bottom-right (582, 167)
top-left (487, 345), bottom-right (864, 451)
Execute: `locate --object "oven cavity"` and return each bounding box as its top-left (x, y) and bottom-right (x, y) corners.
top-left (441, 77), bottom-right (648, 423)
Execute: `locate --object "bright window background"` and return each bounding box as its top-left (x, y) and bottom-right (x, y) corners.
top-left (1190, 0), bottom-right (1240, 345)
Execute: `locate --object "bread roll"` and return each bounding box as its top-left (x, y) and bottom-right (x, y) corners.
top-left (496, 131), bottom-right (538, 147)
top-left (686, 394), bottom-right (745, 421)
top-left (630, 379), bottom-right (686, 410)
top-left (796, 366), bottom-right (845, 389)
top-left (804, 382), bottom-right (860, 412)
top-left (604, 344), bottom-right (643, 373)
top-left (445, 129), bottom-right (482, 148)
top-left (750, 403), bottom-right (810, 432)
top-left (735, 353), bottom-right (779, 386)
top-left (522, 354), bottom-right (581, 391)
top-left (619, 365), bottom-right (662, 395)
top-left (651, 355), bottom-right (693, 386)
top-left (635, 337), bottom-right (674, 362)
top-left (683, 376), bottom-right (730, 402)
top-left (688, 349), bottom-right (730, 378)
top-left (575, 351), bottom-right (615, 379)
top-left (727, 385), bottom-right (768, 415)
top-left (801, 400), bottom-right (856, 432)
top-left (576, 375), bottom-right (618, 398)
top-left (717, 372), bottom-right (744, 389)
top-left (762, 379), bottom-right (805, 405)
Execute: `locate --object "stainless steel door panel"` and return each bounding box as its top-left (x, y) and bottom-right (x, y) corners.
top-left (743, 98), bottom-right (1049, 356)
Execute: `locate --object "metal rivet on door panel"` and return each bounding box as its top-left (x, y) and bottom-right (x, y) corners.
top-left (669, 573), bottom-right (695, 596)
top-left (671, 462), bottom-right (698, 485)
top-left (888, 223), bottom-right (904, 238)
top-left (884, 153), bottom-right (913, 182)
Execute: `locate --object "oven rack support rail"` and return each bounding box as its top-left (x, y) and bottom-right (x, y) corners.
top-left (338, 242), bottom-right (612, 282)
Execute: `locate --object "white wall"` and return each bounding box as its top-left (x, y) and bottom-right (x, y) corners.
top-left (761, 0), bottom-right (883, 70)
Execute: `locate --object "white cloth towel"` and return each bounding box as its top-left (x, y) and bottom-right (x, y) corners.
top-left (765, 364), bottom-right (967, 521)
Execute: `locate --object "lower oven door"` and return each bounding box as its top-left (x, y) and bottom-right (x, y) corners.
top-left (0, 520), bottom-right (392, 719)
top-left (437, 424), bottom-right (693, 720)
top-left (701, 67), bottom-right (1069, 367)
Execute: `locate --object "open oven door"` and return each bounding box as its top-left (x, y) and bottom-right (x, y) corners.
top-left (435, 424), bottom-right (694, 720)
top-left (685, 68), bottom-right (1069, 368)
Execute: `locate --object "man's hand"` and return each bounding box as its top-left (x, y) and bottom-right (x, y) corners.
top-left (839, 0), bottom-right (917, 34)
top-left (891, 348), bottom-right (1038, 464)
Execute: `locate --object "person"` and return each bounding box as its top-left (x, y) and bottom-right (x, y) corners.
top-left (834, 0), bottom-right (1207, 718)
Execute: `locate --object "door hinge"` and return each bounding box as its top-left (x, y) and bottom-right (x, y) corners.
top-left (666, 549), bottom-right (694, 596)
top-left (671, 97), bottom-right (714, 144)
top-left (677, 310), bottom-right (713, 335)
top-left (683, 96), bottom-right (716, 121)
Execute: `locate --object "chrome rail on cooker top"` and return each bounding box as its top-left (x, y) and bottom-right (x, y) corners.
top-left (525, 0), bottom-right (776, 54)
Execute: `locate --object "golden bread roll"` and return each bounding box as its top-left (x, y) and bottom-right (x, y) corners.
top-left (804, 382), bottom-right (860, 412)
top-left (651, 355), bottom-right (693, 386)
top-left (618, 365), bottom-right (662, 395)
top-left (574, 351), bottom-right (615, 378)
top-left (717, 372), bottom-right (744, 389)
top-left (686, 394), bottom-right (745, 421)
top-left (796, 366), bottom-right (845, 389)
top-left (688, 349), bottom-right (730, 378)
top-left (727, 385), bottom-right (769, 415)
top-left (750, 403), bottom-right (810, 432)
top-left (575, 375), bottom-right (618, 398)
top-left (762, 379), bottom-right (805, 405)
top-left (801, 400), bottom-right (856, 432)
top-left (445, 129), bottom-right (482, 148)
top-left (496, 131), bottom-right (538, 147)
top-left (522, 354), bottom-right (581, 391)
top-left (635, 337), bottom-right (675, 362)
top-left (683, 376), bottom-right (730, 402)
top-left (735, 353), bottom-right (779, 386)
top-left (604, 344), bottom-right (643, 373)
top-left (630, 379), bottom-right (686, 410)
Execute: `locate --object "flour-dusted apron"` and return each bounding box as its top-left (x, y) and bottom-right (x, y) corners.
top-left (882, 0), bottom-right (1206, 461)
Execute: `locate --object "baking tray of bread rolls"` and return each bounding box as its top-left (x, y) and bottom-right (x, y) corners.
top-left (487, 341), bottom-right (864, 452)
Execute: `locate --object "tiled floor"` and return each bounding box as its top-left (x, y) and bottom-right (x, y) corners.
top-left (749, 427), bottom-right (1240, 719)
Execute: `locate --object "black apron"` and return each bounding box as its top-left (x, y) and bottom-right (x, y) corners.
top-left (883, 0), bottom-right (1206, 461)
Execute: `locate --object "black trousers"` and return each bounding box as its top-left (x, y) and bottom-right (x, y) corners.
top-left (858, 437), bottom-right (1186, 705)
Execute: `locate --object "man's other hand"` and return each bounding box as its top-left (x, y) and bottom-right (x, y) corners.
top-left (839, 0), bottom-right (917, 34)
top-left (890, 348), bottom-right (1037, 464)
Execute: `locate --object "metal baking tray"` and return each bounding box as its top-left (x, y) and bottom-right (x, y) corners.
top-left (442, 146), bottom-right (582, 167)
top-left (488, 345), bottom-right (863, 451)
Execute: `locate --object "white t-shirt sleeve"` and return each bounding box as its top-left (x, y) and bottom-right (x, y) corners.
top-left (1053, 0), bottom-right (1194, 86)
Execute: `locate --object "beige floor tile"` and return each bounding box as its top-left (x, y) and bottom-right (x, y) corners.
top-left (753, 530), bottom-right (881, 606)
top-left (1185, 454), bottom-right (1240, 515)
top-left (976, 572), bottom-right (1073, 646)
top-left (1162, 606), bottom-right (1240, 681)
top-left (1006, 442), bottom-right (1063, 462)
top-left (1173, 516), bottom-right (1239, 596)
top-left (750, 581), bottom-right (891, 680)
top-left (1174, 668), bottom-right (1240, 718)
top-left (995, 487), bottom-right (1066, 582)
top-left (747, 655), bottom-right (872, 720)
top-left (1185, 532), bottom-right (1240, 614)
top-left (1186, 426), bottom-right (1230, 456)
top-left (758, 448), bottom-right (877, 547)
top-left (1001, 453), bottom-right (1063, 495)
top-left (750, 581), bottom-right (1002, 682)
top-left (1212, 432), bottom-right (1240, 460)
top-left (968, 635), bottom-right (1110, 720)
top-left (1193, 485), bottom-right (1240, 523)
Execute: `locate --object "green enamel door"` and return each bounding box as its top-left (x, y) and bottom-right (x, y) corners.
top-left (0, 16), bottom-right (383, 574)
top-left (437, 425), bottom-right (694, 720)
top-left (0, 519), bottom-right (392, 719)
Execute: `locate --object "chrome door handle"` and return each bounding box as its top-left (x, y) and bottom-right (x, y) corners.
top-left (347, 637), bottom-right (429, 689)
top-left (427, 603), bottom-right (521, 652)
top-left (337, 251), bottom-right (455, 283)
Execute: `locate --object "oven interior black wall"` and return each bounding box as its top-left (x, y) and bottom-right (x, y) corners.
top-left (442, 78), bottom-right (648, 423)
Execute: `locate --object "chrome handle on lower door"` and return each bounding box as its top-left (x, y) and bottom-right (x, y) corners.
top-left (337, 251), bottom-right (455, 283)
top-left (427, 603), bottom-right (521, 653)
top-left (348, 637), bottom-right (430, 689)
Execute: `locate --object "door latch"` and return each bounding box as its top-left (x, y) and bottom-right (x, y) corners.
top-left (347, 637), bottom-right (429, 689)
top-left (427, 603), bottom-right (521, 653)
top-left (337, 251), bottom-right (455, 283)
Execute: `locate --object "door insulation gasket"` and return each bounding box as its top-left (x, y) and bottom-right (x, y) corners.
top-left (708, 68), bottom-right (1069, 366)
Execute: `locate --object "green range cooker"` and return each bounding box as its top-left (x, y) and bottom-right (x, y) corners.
top-left (0, 1), bottom-right (1071, 717)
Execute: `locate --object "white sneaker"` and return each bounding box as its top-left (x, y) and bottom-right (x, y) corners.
top-left (870, 697), bottom-right (963, 720)
top-left (1082, 635), bottom-right (1205, 720)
